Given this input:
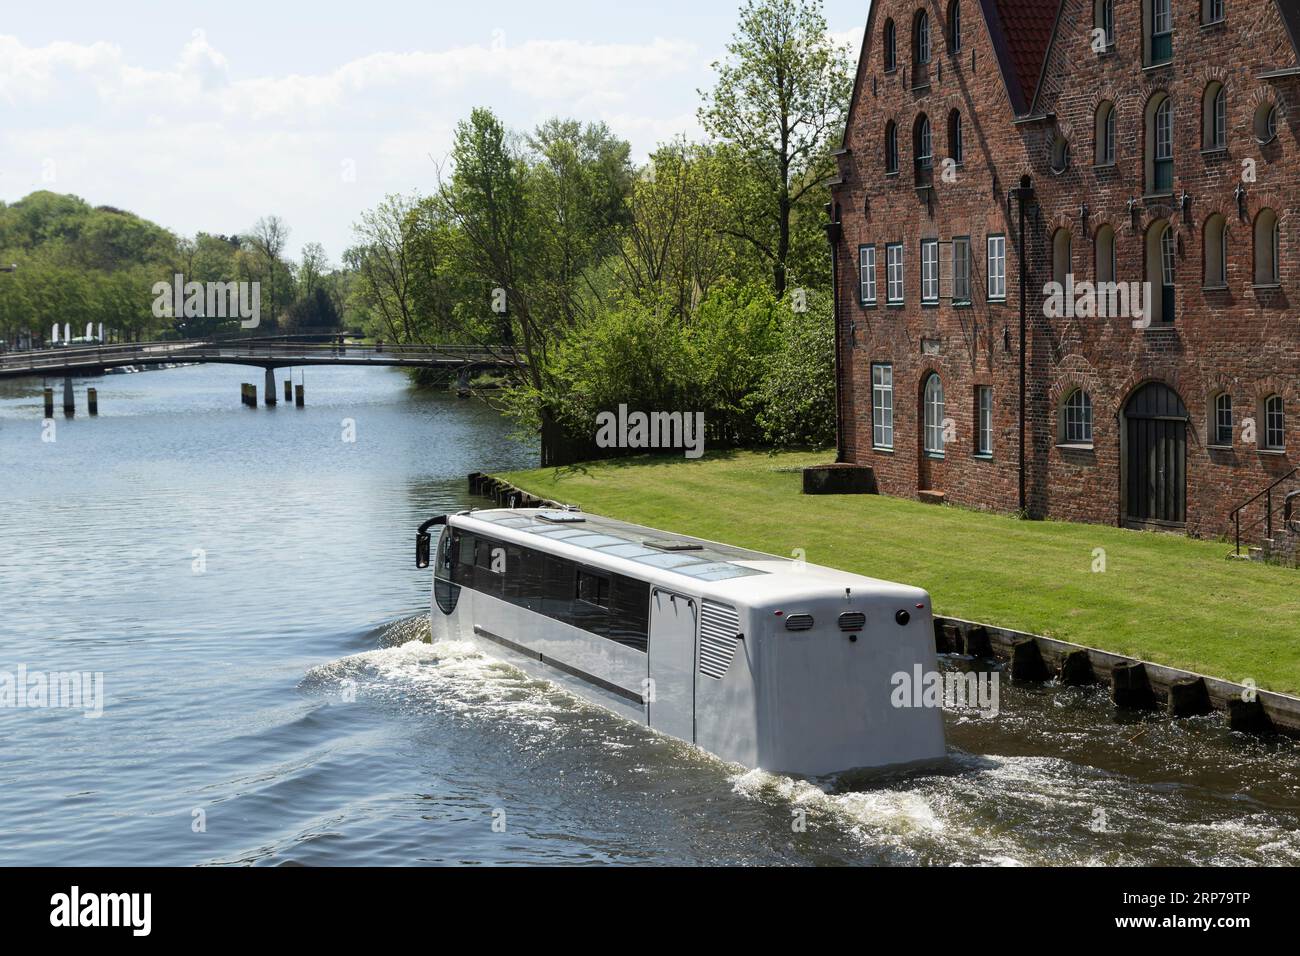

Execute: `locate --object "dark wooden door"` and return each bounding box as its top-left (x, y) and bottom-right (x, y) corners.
top-left (1124, 383), bottom-right (1187, 525)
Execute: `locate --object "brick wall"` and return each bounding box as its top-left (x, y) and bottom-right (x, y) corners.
top-left (832, 0), bottom-right (1300, 539)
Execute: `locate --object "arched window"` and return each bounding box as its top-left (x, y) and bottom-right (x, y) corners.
top-left (1255, 208), bottom-right (1280, 285)
top-left (914, 11), bottom-right (931, 65)
top-left (1146, 219), bottom-right (1176, 323)
top-left (1255, 101), bottom-right (1279, 144)
top-left (924, 374), bottom-right (945, 455)
top-left (1147, 0), bottom-right (1172, 65)
top-left (1211, 392), bottom-right (1233, 447)
top-left (1264, 395), bottom-right (1285, 450)
top-left (884, 19), bottom-right (897, 72)
top-left (1095, 0), bottom-right (1114, 46)
top-left (1202, 83), bottom-right (1227, 150)
top-left (1053, 228), bottom-right (1072, 286)
top-left (1095, 101), bottom-right (1117, 165)
top-left (1062, 390), bottom-right (1094, 445)
top-left (914, 114), bottom-right (932, 182)
top-left (1050, 134), bottom-right (1071, 173)
top-left (1204, 213), bottom-right (1228, 287)
top-left (885, 121), bottom-right (899, 174)
top-left (947, 0), bottom-right (962, 53)
top-left (948, 110), bottom-right (964, 165)
top-left (1146, 93), bottom-right (1174, 193)
top-left (1095, 225), bottom-right (1116, 283)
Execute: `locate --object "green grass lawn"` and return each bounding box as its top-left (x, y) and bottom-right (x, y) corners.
top-left (500, 449), bottom-right (1300, 696)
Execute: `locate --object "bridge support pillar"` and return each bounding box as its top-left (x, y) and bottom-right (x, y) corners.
top-left (44, 387), bottom-right (54, 418)
top-left (285, 377), bottom-right (293, 402)
top-left (295, 383), bottom-right (304, 408)
top-left (88, 388), bottom-right (98, 416)
top-left (62, 376), bottom-right (75, 416)
top-left (264, 368), bottom-right (277, 407)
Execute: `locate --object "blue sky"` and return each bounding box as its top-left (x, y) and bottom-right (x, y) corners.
top-left (0, 0), bottom-right (869, 264)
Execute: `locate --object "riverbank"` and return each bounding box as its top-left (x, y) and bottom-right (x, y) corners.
top-left (498, 449), bottom-right (1300, 696)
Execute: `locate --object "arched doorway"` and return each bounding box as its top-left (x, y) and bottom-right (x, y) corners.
top-left (1122, 382), bottom-right (1188, 526)
top-left (918, 372), bottom-right (944, 494)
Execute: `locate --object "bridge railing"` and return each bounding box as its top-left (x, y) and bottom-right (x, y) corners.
top-left (0, 340), bottom-right (521, 375)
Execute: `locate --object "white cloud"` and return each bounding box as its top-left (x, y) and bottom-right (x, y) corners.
top-left (0, 31), bottom-right (702, 254)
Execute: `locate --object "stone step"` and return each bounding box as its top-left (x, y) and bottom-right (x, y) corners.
top-left (918, 490), bottom-right (946, 505)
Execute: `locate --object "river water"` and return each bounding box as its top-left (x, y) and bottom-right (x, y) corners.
top-left (0, 363), bottom-right (1297, 866)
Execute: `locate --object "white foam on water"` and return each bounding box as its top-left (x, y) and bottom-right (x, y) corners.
top-left (303, 639), bottom-right (574, 732)
top-left (728, 766), bottom-right (944, 848)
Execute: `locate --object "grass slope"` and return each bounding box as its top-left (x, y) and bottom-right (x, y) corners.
top-left (500, 450), bottom-right (1300, 695)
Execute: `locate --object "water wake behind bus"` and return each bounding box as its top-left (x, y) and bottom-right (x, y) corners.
top-left (295, 616), bottom-right (1300, 866)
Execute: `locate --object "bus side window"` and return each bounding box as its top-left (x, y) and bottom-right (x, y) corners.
top-left (475, 536), bottom-right (504, 596)
top-left (608, 575), bottom-right (650, 652)
top-left (503, 545), bottom-right (538, 607)
top-left (577, 569), bottom-right (610, 608)
top-left (453, 532), bottom-right (477, 589)
top-left (543, 556), bottom-right (576, 624)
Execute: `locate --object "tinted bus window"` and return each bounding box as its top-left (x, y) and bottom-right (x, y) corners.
top-left (542, 556), bottom-right (577, 624)
top-left (577, 568), bottom-right (610, 608)
top-left (503, 545), bottom-right (544, 610)
top-left (608, 575), bottom-right (650, 652)
top-left (475, 535), bottom-right (505, 596)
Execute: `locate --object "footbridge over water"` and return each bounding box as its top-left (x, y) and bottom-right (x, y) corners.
top-left (0, 338), bottom-right (520, 382)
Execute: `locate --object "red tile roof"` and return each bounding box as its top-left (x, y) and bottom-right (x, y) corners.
top-left (980, 0), bottom-right (1061, 114)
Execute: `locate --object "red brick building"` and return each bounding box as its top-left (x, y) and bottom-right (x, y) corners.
top-left (828, 0), bottom-right (1300, 543)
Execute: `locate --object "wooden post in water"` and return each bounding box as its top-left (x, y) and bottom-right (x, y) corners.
top-left (87, 388), bottom-right (98, 416)
top-left (62, 376), bottom-right (75, 416)
top-left (264, 368), bottom-right (277, 407)
top-left (285, 377), bottom-right (293, 402)
top-left (294, 383), bottom-right (304, 408)
top-left (43, 387), bottom-right (54, 418)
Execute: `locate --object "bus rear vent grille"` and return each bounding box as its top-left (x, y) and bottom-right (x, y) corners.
top-left (699, 601), bottom-right (741, 680)
top-left (784, 613), bottom-right (815, 632)
top-left (839, 611), bottom-right (866, 632)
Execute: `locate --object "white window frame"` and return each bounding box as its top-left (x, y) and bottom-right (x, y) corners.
top-left (921, 239), bottom-right (939, 303)
top-left (1213, 86), bottom-right (1227, 150)
top-left (1063, 390), bottom-right (1094, 445)
top-left (1153, 0), bottom-right (1171, 36)
top-left (1273, 220), bottom-right (1281, 282)
top-left (917, 12), bottom-right (931, 64)
top-left (872, 364), bottom-right (894, 450)
top-left (887, 243), bottom-right (905, 304)
top-left (1213, 392), bottom-right (1233, 447)
top-left (859, 245), bottom-right (877, 305)
top-left (917, 117), bottom-right (933, 169)
top-left (1266, 396), bottom-right (1285, 450)
top-left (923, 374), bottom-right (945, 457)
top-left (953, 237), bottom-right (971, 304)
top-left (976, 386), bottom-right (993, 456)
top-left (1098, 103), bottom-right (1117, 165)
top-left (987, 234), bottom-right (1006, 301)
top-left (1156, 98), bottom-right (1173, 163)
top-left (1161, 224), bottom-right (1176, 287)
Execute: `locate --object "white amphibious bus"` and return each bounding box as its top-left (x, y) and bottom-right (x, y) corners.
top-left (417, 508), bottom-right (947, 777)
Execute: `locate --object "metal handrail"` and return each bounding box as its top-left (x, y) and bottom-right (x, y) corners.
top-left (0, 340), bottom-right (521, 376)
top-left (1230, 468), bottom-right (1299, 556)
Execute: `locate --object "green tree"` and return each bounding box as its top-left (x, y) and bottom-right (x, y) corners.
top-left (698, 0), bottom-right (852, 296)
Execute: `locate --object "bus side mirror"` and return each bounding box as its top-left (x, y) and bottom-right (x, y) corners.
top-left (416, 532), bottom-right (431, 569)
